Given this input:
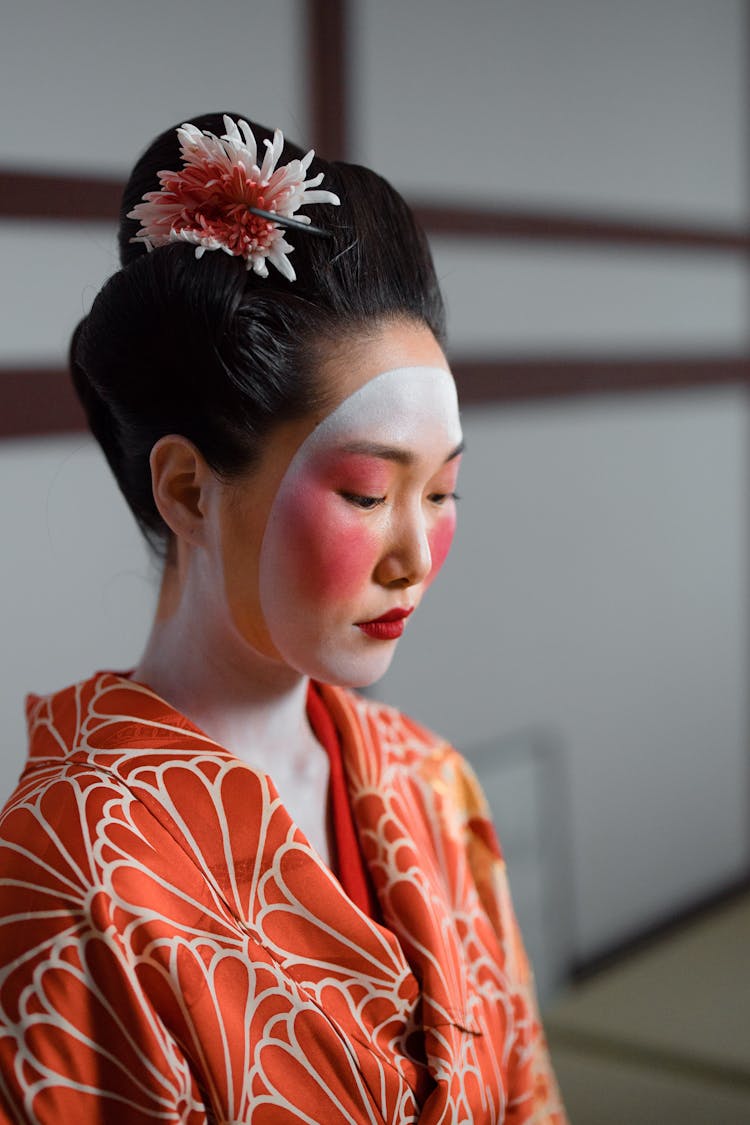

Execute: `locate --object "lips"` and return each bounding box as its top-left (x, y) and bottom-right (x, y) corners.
top-left (357, 606), bottom-right (414, 640)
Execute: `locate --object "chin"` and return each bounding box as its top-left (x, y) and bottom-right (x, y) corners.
top-left (296, 644), bottom-right (398, 690)
top-left (334, 667), bottom-right (390, 690)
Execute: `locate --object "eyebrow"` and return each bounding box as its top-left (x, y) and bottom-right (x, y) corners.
top-left (336, 439), bottom-right (465, 466)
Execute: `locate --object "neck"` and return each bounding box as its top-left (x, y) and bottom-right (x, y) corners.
top-left (131, 554), bottom-right (319, 774)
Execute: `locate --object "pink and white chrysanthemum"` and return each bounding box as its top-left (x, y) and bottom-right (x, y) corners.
top-left (127, 116), bottom-right (340, 281)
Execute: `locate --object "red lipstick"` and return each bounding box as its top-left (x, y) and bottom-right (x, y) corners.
top-left (357, 606), bottom-right (414, 640)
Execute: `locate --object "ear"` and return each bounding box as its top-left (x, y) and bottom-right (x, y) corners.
top-left (149, 435), bottom-right (216, 547)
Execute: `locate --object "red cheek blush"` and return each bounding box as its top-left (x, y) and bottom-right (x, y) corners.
top-left (274, 480), bottom-right (378, 602)
top-left (315, 520), bottom-right (377, 601)
top-left (425, 508), bottom-right (457, 590)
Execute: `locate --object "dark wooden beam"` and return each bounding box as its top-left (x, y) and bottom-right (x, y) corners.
top-left (0, 369), bottom-right (86, 439)
top-left (4, 355), bottom-right (749, 441)
top-left (415, 202), bottom-right (750, 253)
top-left (3, 167), bottom-right (749, 255)
top-left (307, 0), bottom-right (349, 159)
top-left (451, 354), bottom-right (750, 404)
top-left (0, 170), bottom-right (122, 221)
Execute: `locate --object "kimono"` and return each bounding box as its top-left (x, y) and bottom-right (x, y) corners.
top-left (0, 671), bottom-right (566, 1124)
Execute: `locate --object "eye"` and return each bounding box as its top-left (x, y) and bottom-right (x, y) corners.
top-left (339, 491), bottom-right (386, 510)
top-left (428, 491), bottom-right (461, 506)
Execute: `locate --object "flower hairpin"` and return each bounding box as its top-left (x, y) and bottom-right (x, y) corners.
top-left (127, 116), bottom-right (340, 281)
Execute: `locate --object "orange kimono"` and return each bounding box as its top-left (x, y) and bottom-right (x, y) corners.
top-left (0, 672), bottom-right (566, 1123)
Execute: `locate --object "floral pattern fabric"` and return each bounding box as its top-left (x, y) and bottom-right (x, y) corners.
top-left (0, 672), bottom-right (567, 1123)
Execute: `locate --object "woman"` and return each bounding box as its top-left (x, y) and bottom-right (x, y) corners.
top-left (0, 114), bottom-right (566, 1123)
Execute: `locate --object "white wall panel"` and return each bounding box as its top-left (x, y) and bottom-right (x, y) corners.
top-left (375, 387), bottom-right (750, 958)
top-left (1, 0), bottom-right (306, 173)
top-left (432, 241), bottom-right (750, 354)
top-left (1, 0), bottom-right (748, 978)
top-left (0, 436), bottom-right (157, 806)
top-left (354, 0), bottom-right (747, 224)
top-left (0, 221), bottom-right (117, 363)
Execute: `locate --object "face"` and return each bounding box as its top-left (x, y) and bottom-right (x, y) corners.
top-left (218, 321), bottom-right (463, 687)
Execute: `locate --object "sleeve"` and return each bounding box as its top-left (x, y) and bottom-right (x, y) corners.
top-left (448, 749), bottom-right (569, 1125)
top-left (0, 911), bottom-right (210, 1124)
top-left (0, 784), bottom-right (214, 1124)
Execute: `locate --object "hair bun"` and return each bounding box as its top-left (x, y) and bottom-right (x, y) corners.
top-left (70, 110), bottom-right (445, 560)
top-left (69, 317), bottom-right (115, 443)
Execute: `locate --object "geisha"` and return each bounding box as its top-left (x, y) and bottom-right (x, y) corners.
top-left (0, 113), bottom-right (567, 1124)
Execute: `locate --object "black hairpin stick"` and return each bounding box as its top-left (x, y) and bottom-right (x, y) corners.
top-left (247, 205), bottom-right (332, 240)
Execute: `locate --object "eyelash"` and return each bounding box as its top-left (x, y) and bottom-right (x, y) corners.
top-left (339, 491), bottom-right (460, 510)
top-left (339, 492), bottom-right (385, 510)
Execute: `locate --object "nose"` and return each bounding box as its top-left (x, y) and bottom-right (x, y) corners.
top-left (374, 506), bottom-right (432, 589)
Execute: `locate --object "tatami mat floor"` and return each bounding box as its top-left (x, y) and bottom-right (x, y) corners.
top-left (544, 894), bottom-right (750, 1123)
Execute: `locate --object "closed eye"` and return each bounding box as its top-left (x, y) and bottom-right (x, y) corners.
top-left (339, 492), bottom-right (386, 510)
top-left (429, 492), bottom-right (461, 505)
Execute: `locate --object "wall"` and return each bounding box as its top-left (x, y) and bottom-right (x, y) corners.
top-left (1, 0), bottom-right (748, 969)
top-left (353, 0), bottom-right (747, 222)
top-left (351, 0), bottom-right (750, 959)
top-left (376, 388), bottom-right (749, 956)
top-left (0, 0), bottom-right (305, 788)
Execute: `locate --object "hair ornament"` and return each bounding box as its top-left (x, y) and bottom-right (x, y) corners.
top-left (127, 116), bottom-right (340, 281)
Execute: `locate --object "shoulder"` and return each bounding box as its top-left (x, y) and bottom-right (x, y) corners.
top-left (2, 667), bottom-right (213, 896)
top-left (4, 669), bottom-right (163, 844)
top-left (3, 668), bottom-right (136, 841)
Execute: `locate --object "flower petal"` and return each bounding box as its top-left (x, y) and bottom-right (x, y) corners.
top-left (259, 130), bottom-right (284, 183)
top-left (127, 117), bottom-right (337, 280)
top-left (301, 190), bottom-right (341, 207)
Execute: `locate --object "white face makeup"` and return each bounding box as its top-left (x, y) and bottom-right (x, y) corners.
top-left (257, 365), bottom-right (463, 686)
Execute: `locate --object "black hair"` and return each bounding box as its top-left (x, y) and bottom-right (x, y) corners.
top-left (69, 112), bottom-right (446, 558)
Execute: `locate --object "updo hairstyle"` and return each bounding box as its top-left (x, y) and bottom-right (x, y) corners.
top-left (69, 112), bottom-right (446, 559)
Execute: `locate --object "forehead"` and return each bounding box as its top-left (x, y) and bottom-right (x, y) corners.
top-left (304, 365), bottom-right (462, 458)
top-left (320, 317), bottom-right (449, 403)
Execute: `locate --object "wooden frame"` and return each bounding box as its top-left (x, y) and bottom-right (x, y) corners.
top-left (0, 0), bottom-right (748, 978)
top-left (0, 0), bottom-right (748, 434)
top-left (5, 355), bottom-right (750, 441)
